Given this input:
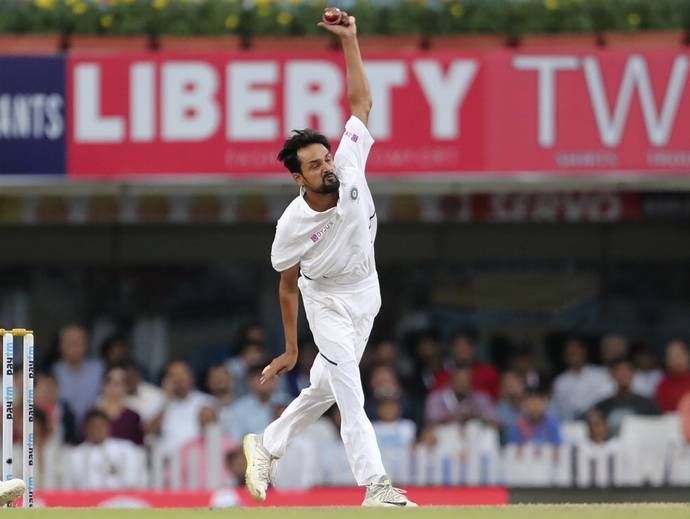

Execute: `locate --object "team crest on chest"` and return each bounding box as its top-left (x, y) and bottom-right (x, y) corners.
top-left (350, 187), bottom-right (358, 200)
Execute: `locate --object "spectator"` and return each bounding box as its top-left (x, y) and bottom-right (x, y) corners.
top-left (219, 366), bottom-right (291, 441)
top-left (225, 447), bottom-right (247, 487)
top-left (417, 428), bottom-right (437, 447)
top-left (507, 388), bottom-right (561, 446)
top-left (507, 343), bottom-right (541, 390)
top-left (123, 361), bottom-right (165, 424)
top-left (425, 366), bottom-right (497, 426)
top-left (100, 333), bottom-right (132, 371)
top-left (551, 338), bottom-right (614, 420)
top-left (237, 323), bottom-right (266, 348)
top-left (585, 409), bottom-right (610, 444)
top-left (600, 333), bottom-right (629, 365)
top-left (496, 370), bottom-right (526, 442)
top-left (206, 365), bottom-right (234, 407)
top-left (284, 341), bottom-right (318, 397)
top-left (631, 341), bottom-right (663, 398)
top-left (145, 360), bottom-right (215, 454)
top-left (367, 364), bottom-right (402, 400)
top-left (52, 324), bottom-right (105, 428)
top-left (656, 339), bottom-right (690, 412)
top-left (365, 364), bottom-right (413, 419)
top-left (592, 357), bottom-right (659, 436)
top-left (449, 329), bottom-right (500, 400)
top-left (225, 341), bottom-right (266, 398)
top-left (412, 331), bottom-right (450, 395)
top-left (367, 339), bottom-right (398, 368)
top-left (34, 371), bottom-right (79, 444)
top-left (64, 409), bottom-right (146, 489)
top-left (96, 366), bottom-right (144, 445)
top-left (362, 339), bottom-right (414, 383)
top-left (372, 397), bottom-right (416, 450)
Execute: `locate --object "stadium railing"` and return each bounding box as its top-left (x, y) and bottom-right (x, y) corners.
top-left (37, 414), bottom-right (690, 490)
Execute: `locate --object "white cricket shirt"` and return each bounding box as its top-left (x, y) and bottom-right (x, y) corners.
top-left (271, 115), bottom-right (377, 285)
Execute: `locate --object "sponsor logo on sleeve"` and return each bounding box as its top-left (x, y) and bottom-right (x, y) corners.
top-left (344, 130), bottom-right (359, 143)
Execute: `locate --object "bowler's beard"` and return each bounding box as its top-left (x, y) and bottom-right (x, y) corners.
top-left (311, 170), bottom-right (339, 194)
top-left (319, 175), bottom-right (340, 193)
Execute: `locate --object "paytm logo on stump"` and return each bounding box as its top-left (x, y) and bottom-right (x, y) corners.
top-left (0, 57), bottom-right (66, 175)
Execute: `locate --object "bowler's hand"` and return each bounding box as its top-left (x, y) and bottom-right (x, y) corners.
top-left (260, 351), bottom-right (298, 384)
top-left (318, 13), bottom-right (357, 39)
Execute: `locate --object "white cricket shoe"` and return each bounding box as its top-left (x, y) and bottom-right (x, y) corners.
top-left (362, 476), bottom-right (418, 507)
top-left (0, 478), bottom-right (26, 507)
top-left (243, 433), bottom-right (275, 502)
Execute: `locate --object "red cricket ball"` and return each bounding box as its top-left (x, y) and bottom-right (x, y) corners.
top-left (322, 7), bottom-right (342, 25)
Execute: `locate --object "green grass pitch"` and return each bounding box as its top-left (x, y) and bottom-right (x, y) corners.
top-left (5, 504), bottom-right (690, 519)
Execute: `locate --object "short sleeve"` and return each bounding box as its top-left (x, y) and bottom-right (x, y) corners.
top-left (548, 416), bottom-right (562, 445)
top-left (271, 218), bottom-right (303, 272)
top-left (506, 423), bottom-right (521, 444)
top-left (334, 115), bottom-right (375, 174)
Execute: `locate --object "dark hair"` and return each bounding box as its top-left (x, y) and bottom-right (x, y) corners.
top-left (239, 341), bottom-right (265, 354)
top-left (84, 408), bottom-right (109, 425)
top-left (161, 358), bottom-right (194, 384)
top-left (631, 340), bottom-right (655, 357)
top-left (451, 326), bottom-right (479, 345)
top-left (119, 359), bottom-right (141, 372)
top-left (608, 356), bottom-right (633, 369)
top-left (524, 386), bottom-right (548, 398)
top-left (100, 333), bottom-right (128, 358)
top-left (277, 129), bottom-right (331, 174)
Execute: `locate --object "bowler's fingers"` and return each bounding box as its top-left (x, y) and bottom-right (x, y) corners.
top-left (260, 362), bottom-right (286, 384)
top-left (260, 363), bottom-right (273, 384)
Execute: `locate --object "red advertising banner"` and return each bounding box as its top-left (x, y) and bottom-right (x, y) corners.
top-left (35, 487), bottom-right (509, 507)
top-left (66, 49), bottom-right (690, 177)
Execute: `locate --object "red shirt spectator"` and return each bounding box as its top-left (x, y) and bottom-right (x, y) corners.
top-left (656, 339), bottom-right (690, 412)
top-left (471, 364), bottom-right (500, 400)
top-left (450, 330), bottom-right (499, 399)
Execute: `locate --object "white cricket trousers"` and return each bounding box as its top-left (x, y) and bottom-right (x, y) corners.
top-left (263, 274), bottom-right (386, 486)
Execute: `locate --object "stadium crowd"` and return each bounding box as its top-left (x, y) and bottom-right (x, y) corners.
top-left (12, 324), bottom-right (690, 489)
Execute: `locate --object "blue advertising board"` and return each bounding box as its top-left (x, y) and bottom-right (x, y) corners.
top-left (0, 56), bottom-right (66, 175)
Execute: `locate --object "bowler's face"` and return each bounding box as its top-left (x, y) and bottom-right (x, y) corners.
top-left (294, 144), bottom-right (339, 194)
